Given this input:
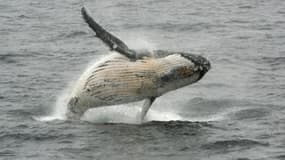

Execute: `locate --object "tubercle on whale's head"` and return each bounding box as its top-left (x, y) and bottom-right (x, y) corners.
top-left (179, 53), bottom-right (211, 80)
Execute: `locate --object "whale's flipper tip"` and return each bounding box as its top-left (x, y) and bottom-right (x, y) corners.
top-left (81, 6), bottom-right (89, 21)
top-left (81, 6), bottom-right (137, 60)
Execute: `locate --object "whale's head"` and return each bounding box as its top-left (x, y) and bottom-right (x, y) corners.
top-left (157, 53), bottom-right (210, 94)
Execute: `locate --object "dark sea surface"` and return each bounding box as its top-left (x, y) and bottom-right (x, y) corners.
top-left (1, 0), bottom-right (285, 159)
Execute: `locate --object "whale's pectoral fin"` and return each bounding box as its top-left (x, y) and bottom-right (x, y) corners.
top-left (140, 97), bottom-right (155, 121)
top-left (81, 7), bottom-right (137, 60)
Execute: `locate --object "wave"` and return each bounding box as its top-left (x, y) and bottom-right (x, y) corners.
top-left (0, 53), bottom-right (35, 64)
top-left (202, 139), bottom-right (269, 150)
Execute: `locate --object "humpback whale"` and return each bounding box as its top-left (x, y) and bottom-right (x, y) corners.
top-left (66, 7), bottom-right (211, 120)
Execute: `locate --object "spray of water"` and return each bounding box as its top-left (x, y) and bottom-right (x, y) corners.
top-left (33, 83), bottom-right (71, 121)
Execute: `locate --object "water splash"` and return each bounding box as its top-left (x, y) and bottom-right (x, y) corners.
top-left (82, 101), bottom-right (144, 124)
top-left (126, 37), bottom-right (157, 51)
top-left (80, 103), bottom-right (238, 124)
top-left (33, 87), bottom-right (71, 121)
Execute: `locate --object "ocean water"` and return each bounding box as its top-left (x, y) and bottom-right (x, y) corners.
top-left (1, 0), bottom-right (285, 159)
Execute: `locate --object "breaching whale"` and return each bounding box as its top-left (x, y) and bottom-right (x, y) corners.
top-left (66, 7), bottom-right (211, 120)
